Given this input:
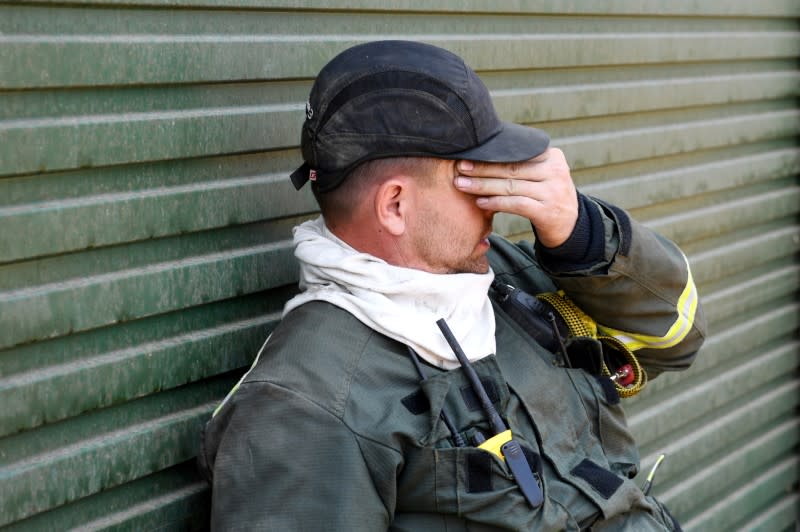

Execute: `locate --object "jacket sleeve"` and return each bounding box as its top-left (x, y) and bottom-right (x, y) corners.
top-left (491, 193), bottom-right (706, 378)
top-left (536, 195), bottom-right (706, 377)
top-left (200, 381), bottom-right (392, 531)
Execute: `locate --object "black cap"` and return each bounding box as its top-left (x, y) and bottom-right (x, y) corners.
top-left (290, 40), bottom-right (550, 192)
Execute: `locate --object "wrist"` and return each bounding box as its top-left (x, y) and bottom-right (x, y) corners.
top-left (535, 193), bottom-right (604, 271)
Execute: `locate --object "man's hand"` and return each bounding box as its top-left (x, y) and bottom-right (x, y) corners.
top-left (454, 148), bottom-right (579, 248)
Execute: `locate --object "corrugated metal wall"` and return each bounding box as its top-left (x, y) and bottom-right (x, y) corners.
top-left (1, 2), bottom-right (798, 530)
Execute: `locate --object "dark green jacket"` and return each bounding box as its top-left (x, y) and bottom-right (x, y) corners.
top-left (199, 202), bottom-right (706, 531)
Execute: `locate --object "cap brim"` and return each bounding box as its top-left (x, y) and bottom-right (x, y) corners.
top-left (450, 121), bottom-right (550, 163)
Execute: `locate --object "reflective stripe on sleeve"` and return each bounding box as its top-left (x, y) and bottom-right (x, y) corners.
top-left (597, 254), bottom-right (699, 352)
top-left (212, 334), bottom-right (271, 418)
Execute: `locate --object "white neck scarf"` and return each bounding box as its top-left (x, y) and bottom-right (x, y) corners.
top-left (283, 217), bottom-right (496, 369)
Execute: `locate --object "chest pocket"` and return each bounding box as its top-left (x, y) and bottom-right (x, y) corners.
top-left (395, 356), bottom-right (576, 531)
top-left (568, 369), bottom-right (640, 479)
top-left (495, 309), bottom-right (662, 526)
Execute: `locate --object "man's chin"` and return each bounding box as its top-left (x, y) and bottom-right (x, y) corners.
top-left (456, 256), bottom-right (490, 275)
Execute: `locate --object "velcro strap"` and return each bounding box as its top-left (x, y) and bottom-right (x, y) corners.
top-left (571, 459), bottom-right (624, 499)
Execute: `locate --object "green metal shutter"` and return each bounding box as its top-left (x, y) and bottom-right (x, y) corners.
top-left (1, 2), bottom-right (798, 530)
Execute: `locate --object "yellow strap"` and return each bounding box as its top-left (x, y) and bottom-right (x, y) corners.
top-left (538, 291), bottom-right (597, 337)
top-left (478, 429), bottom-right (513, 460)
top-left (537, 291), bottom-right (646, 397)
top-left (597, 334), bottom-right (647, 398)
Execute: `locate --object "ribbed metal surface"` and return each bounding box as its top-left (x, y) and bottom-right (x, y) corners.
top-left (1, 2), bottom-right (798, 529)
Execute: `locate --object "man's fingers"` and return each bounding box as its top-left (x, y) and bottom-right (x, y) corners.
top-left (454, 146), bottom-right (578, 247)
top-left (455, 175), bottom-right (529, 196)
top-left (456, 149), bottom-right (552, 179)
top-left (474, 195), bottom-right (539, 215)
top-left (456, 160), bottom-right (542, 181)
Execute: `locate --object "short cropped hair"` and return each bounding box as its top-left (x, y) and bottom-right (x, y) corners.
top-left (312, 157), bottom-right (444, 223)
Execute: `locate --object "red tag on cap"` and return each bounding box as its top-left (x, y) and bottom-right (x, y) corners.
top-left (309, 169), bottom-right (317, 181)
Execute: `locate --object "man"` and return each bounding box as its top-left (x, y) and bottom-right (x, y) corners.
top-left (199, 40), bottom-right (706, 530)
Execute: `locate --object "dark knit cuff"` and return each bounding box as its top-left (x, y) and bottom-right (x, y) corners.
top-left (535, 192), bottom-right (605, 273)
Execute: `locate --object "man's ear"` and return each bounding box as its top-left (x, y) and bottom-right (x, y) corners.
top-left (374, 178), bottom-right (409, 236)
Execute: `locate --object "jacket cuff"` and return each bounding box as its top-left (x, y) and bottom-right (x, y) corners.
top-left (535, 192), bottom-right (606, 273)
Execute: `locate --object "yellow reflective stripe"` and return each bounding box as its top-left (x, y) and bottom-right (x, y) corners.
top-left (212, 334), bottom-right (271, 418)
top-left (598, 254), bottom-right (698, 352)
